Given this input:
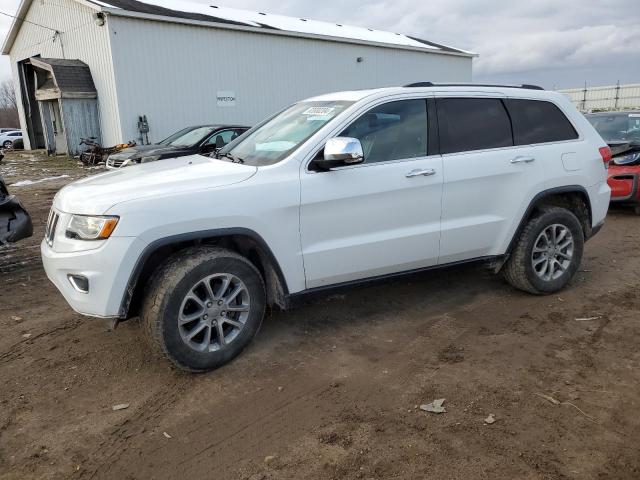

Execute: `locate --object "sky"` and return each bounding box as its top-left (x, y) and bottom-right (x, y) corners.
top-left (0, 0), bottom-right (639, 89)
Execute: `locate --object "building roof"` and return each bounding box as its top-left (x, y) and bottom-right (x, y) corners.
top-left (2, 0), bottom-right (476, 57)
top-left (93, 0), bottom-right (474, 55)
top-left (30, 57), bottom-right (97, 94)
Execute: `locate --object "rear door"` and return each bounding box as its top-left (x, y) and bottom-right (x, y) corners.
top-left (437, 96), bottom-right (546, 263)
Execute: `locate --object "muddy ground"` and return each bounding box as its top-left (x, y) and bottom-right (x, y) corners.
top-left (1, 150), bottom-right (639, 480)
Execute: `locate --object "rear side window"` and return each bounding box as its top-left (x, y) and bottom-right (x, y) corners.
top-left (437, 98), bottom-right (513, 154)
top-left (504, 99), bottom-right (578, 145)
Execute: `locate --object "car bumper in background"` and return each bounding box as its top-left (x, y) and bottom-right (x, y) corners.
top-left (608, 171), bottom-right (639, 204)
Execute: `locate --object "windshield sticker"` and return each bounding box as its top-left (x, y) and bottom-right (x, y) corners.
top-left (302, 107), bottom-right (335, 116)
top-left (629, 114), bottom-right (640, 117)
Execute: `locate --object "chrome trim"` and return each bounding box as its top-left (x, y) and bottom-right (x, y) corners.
top-left (67, 274), bottom-right (89, 294)
top-left (405, 168), bottom-right (436, 177)
top-left (44, 209), bottom-right (59, 247)
top-left (510, 156), bottom-right (535, 164)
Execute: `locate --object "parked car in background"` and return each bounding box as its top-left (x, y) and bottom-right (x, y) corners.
top-left (42, 84), bottom-right (610, 372)
top-left (0, 128), bottom-right (20, 134)
top-left (0, 175), bottom-right (33, 244)
top-left (0, 130), bottom-right (23, 149)
top-left (105, 125), bottom-right (249, 169)
top-left (586, 111), bottom-right (640, 214)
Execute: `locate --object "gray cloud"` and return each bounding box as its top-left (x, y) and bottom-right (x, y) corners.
top-left (1, 0), bottom-right (639, 88)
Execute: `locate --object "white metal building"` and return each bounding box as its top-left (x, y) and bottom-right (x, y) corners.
top-left (2, 0), bottom-right (475, 154)
top-left (559, 83), bottom-right (640, 113)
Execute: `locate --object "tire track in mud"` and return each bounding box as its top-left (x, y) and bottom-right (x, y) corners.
top-left (0, 319), bottom-right (84, 365)
top-left (78, 381), bottom-right (185, 480)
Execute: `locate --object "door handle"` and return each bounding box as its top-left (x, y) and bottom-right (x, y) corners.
top-left (510, 156), bottom-right (535, 164)
top-left (406, 168), bottom-right (436, 178)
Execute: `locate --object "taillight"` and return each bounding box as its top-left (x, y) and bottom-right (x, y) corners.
top-left (599, 146), bottom-right (612, 168)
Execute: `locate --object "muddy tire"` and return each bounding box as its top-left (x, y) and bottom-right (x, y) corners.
top-left (503, 207), bottom-right (584, 295)
top-left (141, 246), bottom-right (265, 372)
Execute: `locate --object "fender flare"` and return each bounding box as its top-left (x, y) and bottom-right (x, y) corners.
top-left (118, 227), bottom-right (289, 318)
top-left (505, 185), bottom-right (593, 255)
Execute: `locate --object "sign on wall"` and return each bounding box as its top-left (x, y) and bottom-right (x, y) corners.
top-left (217, 91), bottom-right (236, 107)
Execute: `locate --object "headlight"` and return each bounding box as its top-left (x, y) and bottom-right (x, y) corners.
top-left (66, 215), bottom-right (119, 240)
top-left (140, 155), bottom-right (160, 163)
top-left (613, 152), bottom-right (640, 166)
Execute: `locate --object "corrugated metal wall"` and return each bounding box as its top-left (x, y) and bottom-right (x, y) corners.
top-left (108, 15), bottom-right (472, 143)
top-left (8, 0), bottom-right (121, 148)
top-left (558, 84), bottom-right (640, 112)
top-left (60, 98), bottom-right (102, 155)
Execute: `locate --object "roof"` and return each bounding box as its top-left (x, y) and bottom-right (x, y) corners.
top-left (2, 0), bottom-right (476, 56)
top-left (30, 57), bottom-right (97, 99)
top-left (307, 84), bottom-right (561, 103)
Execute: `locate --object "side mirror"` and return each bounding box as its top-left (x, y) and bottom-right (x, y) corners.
top-left (315, 137), bottom-right (364, 170)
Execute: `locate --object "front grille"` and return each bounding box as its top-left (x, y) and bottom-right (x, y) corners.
top-left (45, 209), bottom-right (59, 246)
top-left (106, 155), bottom-right (126, 168)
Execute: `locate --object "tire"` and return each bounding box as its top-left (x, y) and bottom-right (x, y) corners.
top-left (634, 205), bottom-right (640, 216)
top-left (141, 246), bottom-right (266, 372)
top-left (503, 206), bottom-right (584, 295)
top-left (3, 141), bottom-right (12, 149)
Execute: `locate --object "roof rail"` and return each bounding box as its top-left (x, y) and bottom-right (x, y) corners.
top-left (403, 82), bottom-right (544, 90)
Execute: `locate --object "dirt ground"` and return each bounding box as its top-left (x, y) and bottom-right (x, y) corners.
top-left (1, 150), bottom-right (639, 480)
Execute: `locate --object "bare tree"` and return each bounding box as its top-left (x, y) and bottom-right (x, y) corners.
top-left (0, 80), bottom-right (17, 111)
top-left (0, 80), bottom-right (19, 128)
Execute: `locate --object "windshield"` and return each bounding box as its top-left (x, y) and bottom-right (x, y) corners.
top-left (159, 127), bottom-right (215, 147)
top-left (587, 112), bottom-right (640, 142)
top-left (220, 101), bottom-right (353, 166)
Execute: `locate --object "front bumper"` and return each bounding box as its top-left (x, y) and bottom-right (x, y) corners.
top-left (41, 236), bottom-right (146, 318)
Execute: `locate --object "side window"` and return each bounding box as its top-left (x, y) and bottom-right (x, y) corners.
top-left (437, 98), bottom-right (513, 154)
top-left (505, 99), bottom-right (578, 145)
top-left (339, 99), bottom-right (427, 163)
top-left (206, 130), bottom-right (236, 148)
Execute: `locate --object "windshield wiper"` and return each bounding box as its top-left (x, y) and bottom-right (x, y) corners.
top-left (215, 151), bottom-right (244, 164)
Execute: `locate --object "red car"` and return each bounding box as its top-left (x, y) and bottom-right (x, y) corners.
top-left (586, 111), bottom-right (640, 214)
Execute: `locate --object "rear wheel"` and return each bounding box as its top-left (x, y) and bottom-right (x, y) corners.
top-left (3, 140), bottom-right (12, 149)
top-left (503, 207), bottom-right (584, 294)
top-left (141, 246), bottom-right (266, 372)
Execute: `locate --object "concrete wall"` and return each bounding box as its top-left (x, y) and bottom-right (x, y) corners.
top-left (108, 15), bottom-right (472, 143)
top-left (8, 0), bottom-right (121, 147)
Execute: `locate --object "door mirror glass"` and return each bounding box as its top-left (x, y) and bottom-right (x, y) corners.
top-left (316, 137), bottom-right (364, 170)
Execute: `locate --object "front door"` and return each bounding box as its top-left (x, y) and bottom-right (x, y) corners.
top-left (49, 100), bottom-right (67, 154)
top-left (300, 98), bottom-right (443, 289)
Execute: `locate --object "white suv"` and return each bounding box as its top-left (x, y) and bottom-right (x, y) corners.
top-left (41, 84), bottom-right (611, 372)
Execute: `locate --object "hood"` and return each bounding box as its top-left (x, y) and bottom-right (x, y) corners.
top-left (607, 140), bottom-right (640, 156)
top-left (54, 155), bottom-right (257, 214)
top-left (108, 144), bottom-right (187, 161)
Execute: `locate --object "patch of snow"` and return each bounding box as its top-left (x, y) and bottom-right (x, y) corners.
top-left (9, 175), bottom-right (70, 187)
top-left (97, 0), bottom-right (463, 52)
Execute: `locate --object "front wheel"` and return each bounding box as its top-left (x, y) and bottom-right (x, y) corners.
top-left (3, 140), bottom-right (12, 149)
top-left (141, 246), bottom-right (266, 372)
top-left (503, 207), bottom-right (584, 294)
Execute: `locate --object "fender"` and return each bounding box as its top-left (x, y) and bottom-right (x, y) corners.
top-left (118, 227), bottom-right (289, 318)
top-left (505, 184), bottom-right (593, 256)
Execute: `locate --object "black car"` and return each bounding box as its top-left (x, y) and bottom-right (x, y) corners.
top-left (0, 176), bottom-right (33, 244)
top-left (105, 125), bottom-right (249, 169)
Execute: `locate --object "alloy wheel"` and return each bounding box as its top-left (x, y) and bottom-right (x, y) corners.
top-left (531, 223), bottom-right (574, 281)
top-left (178, 273), bottom-right (251, 352)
